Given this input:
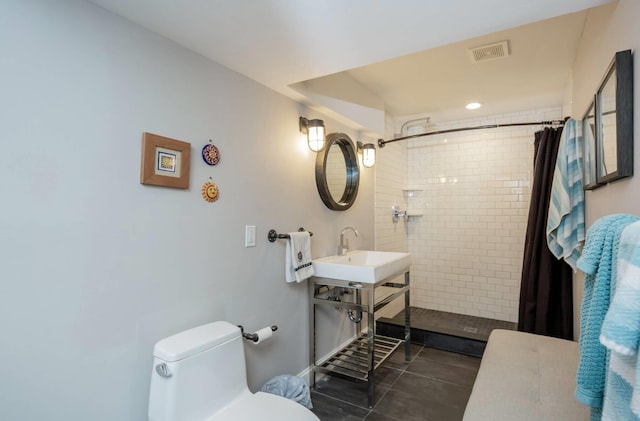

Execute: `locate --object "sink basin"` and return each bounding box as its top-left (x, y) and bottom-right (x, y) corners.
top-left (312, 250), bottom-right (411, 284)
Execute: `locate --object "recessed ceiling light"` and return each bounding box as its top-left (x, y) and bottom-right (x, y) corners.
top-left (466, 102), bottom-right (482, 110)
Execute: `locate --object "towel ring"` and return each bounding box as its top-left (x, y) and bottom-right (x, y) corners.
top-left (268, 227), bottom-right (313, 242)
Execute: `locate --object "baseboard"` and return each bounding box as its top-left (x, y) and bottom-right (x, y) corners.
top-left (297, 334), bottom-right (358, 385)
top-left (297, 365), bottom-right (313, 385)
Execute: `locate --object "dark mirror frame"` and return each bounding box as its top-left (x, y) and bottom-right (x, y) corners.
top-left (595, 49), bottom-right (634, 185)
top-left (583, 99), bottom-right (602, 190)
top-left (315, 132), bottom-right (360, 211)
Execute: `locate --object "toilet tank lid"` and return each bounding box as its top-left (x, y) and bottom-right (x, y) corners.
top-left (153, 321), bottom-right (240, 362)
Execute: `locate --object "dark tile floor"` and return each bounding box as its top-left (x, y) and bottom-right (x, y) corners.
top-left (310, 344), bottom-right (480, 420)
top-left (310, 308), bottom-right (515, 420)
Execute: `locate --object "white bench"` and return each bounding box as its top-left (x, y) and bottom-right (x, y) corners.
top-left (463, 329), bottom-right (589, 420)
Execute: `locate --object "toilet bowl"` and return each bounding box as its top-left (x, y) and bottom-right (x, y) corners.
top-left (148, 321), bottom-right (319, 421)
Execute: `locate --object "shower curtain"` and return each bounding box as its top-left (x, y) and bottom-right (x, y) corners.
top-left (518, 127), bottom-right (574, 340)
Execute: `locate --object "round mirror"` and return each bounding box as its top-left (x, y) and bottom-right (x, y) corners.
top-left (315, 133), bottom-right (360, 211)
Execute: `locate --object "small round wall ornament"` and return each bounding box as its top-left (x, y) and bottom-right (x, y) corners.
top-left (201, 180), bottom-right (219, 202)
top-left (202, 141), bottom-right (220, 166)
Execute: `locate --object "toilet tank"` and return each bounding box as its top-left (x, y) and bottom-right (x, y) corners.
top-left (148, 321), bottom-right (251, 421)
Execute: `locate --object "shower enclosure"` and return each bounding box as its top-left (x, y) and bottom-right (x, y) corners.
top-left (375, 107), bottom-right (564, 324)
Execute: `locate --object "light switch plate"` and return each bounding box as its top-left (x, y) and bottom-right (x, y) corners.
top-left (245, 225), bottom-right (256, 247)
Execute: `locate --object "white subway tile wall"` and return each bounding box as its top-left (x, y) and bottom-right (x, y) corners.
top-left (374, 115), bottom-right (409, 319)
top-left (375, 114), bottom-right (410, 254)
top-left (377, 107), bottom-right (563, 323)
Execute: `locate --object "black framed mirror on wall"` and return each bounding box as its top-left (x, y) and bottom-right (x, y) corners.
top-left (315, 132), bottom-right (360, 211)
top-left (594, 49), bottom-right (634, 185)
top-left (583, 101), bottom-right (600, 190)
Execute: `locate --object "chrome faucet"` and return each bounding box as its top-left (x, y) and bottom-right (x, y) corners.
top-left (338, 227), bottom-right (359, 256)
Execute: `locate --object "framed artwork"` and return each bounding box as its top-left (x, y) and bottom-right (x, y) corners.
top-left (140, 132), bottom-right (191, 189)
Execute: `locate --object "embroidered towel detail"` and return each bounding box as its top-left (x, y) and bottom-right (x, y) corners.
top-left (547, 118), bottom-right (585, 271)
top-left (285, 232), bottom-right (314, 283)
top-left (294, 262), bottom-right (313, 272)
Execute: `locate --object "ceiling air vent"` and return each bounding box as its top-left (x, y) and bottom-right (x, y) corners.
top-left (468, 40), bottom-right (510, 63)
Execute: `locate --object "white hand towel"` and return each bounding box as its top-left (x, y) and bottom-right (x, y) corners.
top-left (285, 232), bottom-right (314, 282)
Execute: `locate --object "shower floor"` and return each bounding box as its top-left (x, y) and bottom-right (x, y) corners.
top-left (377, 307), bottom-right (516, 357)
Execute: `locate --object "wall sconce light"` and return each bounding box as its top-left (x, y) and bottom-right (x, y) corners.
top-left (299, 117), bottom-right (326, 152)
top-left (357, 141), bottom-right (376, 168)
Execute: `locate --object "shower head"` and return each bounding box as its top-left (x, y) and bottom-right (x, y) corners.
top-left (399, 117), bottom-right (435, 137)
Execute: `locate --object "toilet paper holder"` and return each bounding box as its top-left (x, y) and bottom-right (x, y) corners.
top-left (238, 325), bottom-right (278, 342)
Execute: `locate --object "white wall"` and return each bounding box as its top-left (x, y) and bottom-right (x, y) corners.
top-left (0, 1), bottom-right (374, 419)
top-left (570, 0), bottom-right (640, 336)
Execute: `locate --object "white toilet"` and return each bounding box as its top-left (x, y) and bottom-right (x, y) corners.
top-left (148, 321), bottom-right (320, 421)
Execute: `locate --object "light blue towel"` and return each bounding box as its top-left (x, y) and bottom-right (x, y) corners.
top-left (575, 214), bottom-right (640, 421)
top-left (600, 221), bottom-right (640, 420)
top-left (547, 118), bottom-right (585, 270)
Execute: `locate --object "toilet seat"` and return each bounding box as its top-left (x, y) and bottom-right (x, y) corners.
top-left (211, 391), bottom-right (319, 420)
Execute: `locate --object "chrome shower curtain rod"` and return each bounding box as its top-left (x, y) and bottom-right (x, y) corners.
top-left (377, 119), bottom-right (567, 148)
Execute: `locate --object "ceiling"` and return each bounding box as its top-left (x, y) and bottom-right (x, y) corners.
top-left (87, 0), bottom-right (616, 131)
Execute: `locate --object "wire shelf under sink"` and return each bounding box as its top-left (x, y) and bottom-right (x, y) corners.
top-left (315, 334), bottom-right (403, 381)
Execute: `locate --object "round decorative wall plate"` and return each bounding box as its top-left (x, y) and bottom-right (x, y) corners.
top-left (201, 180), bottom-right (219, 202)
top-left (202, 143), bottom-right (220, 166)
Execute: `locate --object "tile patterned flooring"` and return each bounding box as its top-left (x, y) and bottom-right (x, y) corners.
top-left (310, 308), bottom-right (515, 420)
top-left (310, 344), bottom-right (480, 420)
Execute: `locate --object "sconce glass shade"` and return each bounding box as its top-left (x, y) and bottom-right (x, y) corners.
top-left (361, 143), bottom-right (376, 168)
top-left (300, 117), bottom-right (326, 152)
top-left (307, 120), bottom-right (325, 152)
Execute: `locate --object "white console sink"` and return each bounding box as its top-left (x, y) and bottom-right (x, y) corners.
top-left (312, 250), bottom-right (411, 284)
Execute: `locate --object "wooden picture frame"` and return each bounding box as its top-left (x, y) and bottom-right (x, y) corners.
top-left (140, 132), bottom-right (191, 189)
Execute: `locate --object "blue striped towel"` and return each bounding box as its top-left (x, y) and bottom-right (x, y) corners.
top-left (547, 118), bottom-right (585, 270)
top-left (600, 221), bottom-right (640, 420)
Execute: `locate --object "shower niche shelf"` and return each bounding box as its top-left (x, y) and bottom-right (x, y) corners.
top-left (402, 188), bottom-right (423, 198)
